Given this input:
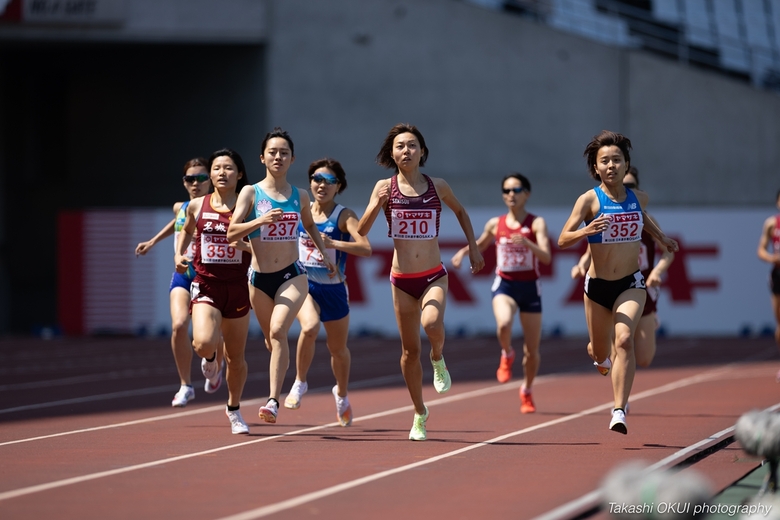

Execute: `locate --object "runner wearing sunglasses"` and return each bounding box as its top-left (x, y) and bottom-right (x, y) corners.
top-left (175, 149), bottom-right (253, 434)
top-left (358, 123), bottom-right (484, 441)
top-left (451, 172), bottom-right (551, 414)
top-left (558, 131), bottom-right (678, 435)
top-left (282, 158), bottom-right (371, 426)
top-left (135, 158), bottom-right (225, 407)
top-left (227, 128), bottom-right (336, 424)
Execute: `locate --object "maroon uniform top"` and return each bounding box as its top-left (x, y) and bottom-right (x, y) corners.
top-left (192, 194), bottom-right (250, 283)
top-left (495, 213), bottom-right (539, 282)
top-left (384, 174), bottom-right (442, 240)
top-left (773, 215), bottom-right (780, 254)
top-left (638, 230), bottom-right (656, 279)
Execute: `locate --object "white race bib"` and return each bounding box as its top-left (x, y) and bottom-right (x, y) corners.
top-left (601, 212), bottom-right (642, 244)
top-left (200, 234), bottom-right (240, 264)
top-left (298, 235), bottom-right (336, 268)
top-left (391, 209), bottom-right (436, 240)
top-left (496, 239), bottom-right (533, 272)
top-left (261, 212), bottom-right (299, 241)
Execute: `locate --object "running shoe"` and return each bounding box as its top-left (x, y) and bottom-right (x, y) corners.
top-left (594, 358), bottom-right (612, 376)
top-left (204, 362), bottom-right (224, 394)
top-left (519, 388), bottom-right (536, 414)
top-left (258, 399), bottom-right (279, 423)
top-left (332, 385), bottom-right (352, 427)
top-left (609, 408), bottom-right (628, 434)
top-left (201, 356), bottom-right (219, 380)
top-left (283, 380), bottom-right (308, 409)
top-left (496, 350), bottom-right (516, 384)
top-left (608, 402), bottom-right (630, 415)
top-left (409, 406), bottom-right (429, 441)
top-left (226, 407), bottom-right (249, 434)
top-left (431, 354), bottom-right (451, 393)
top-left (171, 385), bottom-right (195, 407)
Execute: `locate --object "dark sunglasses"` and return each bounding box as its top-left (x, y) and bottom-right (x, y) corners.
top-left (623, 182), bottom-right (637, 189)
top-left (311, 173), bottom-right (339, 185)
top-left (183, 174), bottom-right (209, 184)
top-left (502, 187), bottom-right (525, 194)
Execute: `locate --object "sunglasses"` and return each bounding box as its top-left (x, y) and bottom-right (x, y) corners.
top-left (183, 174), bottom-right (209, 184)
top-left (623, 182), bottom-right (637, 189)
top-left (311, 173), bottom-right (339, 185)
top-left (502, 187), bottom-right (525, 194)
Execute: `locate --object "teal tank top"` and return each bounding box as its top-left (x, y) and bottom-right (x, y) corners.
top-left (246, 184), bottom-right (301, 241)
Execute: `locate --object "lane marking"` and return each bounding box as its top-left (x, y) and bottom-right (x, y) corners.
top-left (0, 379), bottom-right (528, 502)
top-left (0, 374), bottom-right (404, 447)
top-left (529, 403), bottom-right (780, 520)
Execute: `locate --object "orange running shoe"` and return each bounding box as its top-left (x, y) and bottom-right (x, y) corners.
top-left (496, 350), bottom-right (516, 383)
top-left (519, 389), bottom-right (536, 413)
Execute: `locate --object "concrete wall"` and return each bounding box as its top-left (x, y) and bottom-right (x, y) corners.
top-left (267, 0), bottom-right (780, 210)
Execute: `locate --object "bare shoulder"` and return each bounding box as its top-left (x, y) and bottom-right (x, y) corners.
top-left (172, 201), bottom-right (184, 214)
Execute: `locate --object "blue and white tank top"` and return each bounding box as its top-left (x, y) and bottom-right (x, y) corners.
top-left (245, 184), bottom-right (301, 241)
top-left (174, 201), bottom-right (196, 278)
top-left (298, 204), bottom-right (348, 285)
top-left (586, 186), bottom-right (643, 244)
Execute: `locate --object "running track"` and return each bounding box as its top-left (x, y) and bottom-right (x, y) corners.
top-left (0, 335), bottom-right (777, 519)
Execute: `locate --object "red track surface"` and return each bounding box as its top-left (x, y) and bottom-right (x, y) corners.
top-left (0, 335), bottom-right (777, 519)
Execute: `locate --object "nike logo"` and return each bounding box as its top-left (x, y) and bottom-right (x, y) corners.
top-left (423, 197), bottom-right (435, 204)
top-left (236, 305), bottom-right (248, 312)
top-left (427, 276), bottom-right (438, 282)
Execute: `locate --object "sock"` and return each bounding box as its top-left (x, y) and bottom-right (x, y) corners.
top-left (614, 407), bottom-right (624, 413)
top-left (227, 404), bottom-right (240, 411)
top-left (206, 352), bottom-right (216, 363)
top-left (596, 358), bottom-right (612, 369)
top-left (521, 385), bottom-right (532, 395)
top-left (503, 349), bottom-right (515, 359)
top-left (268, 398), bottom-right (279, 407)
top-left (183, 384), bottom-right (193, 389)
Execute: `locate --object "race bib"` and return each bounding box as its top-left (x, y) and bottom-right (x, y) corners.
top-left (496, 239), bottom-right (533, 272)
top-left (601, 212), bottom-right (642, 243)
top-left (200, 234), bottom-right (240, 264)
top-left (174, 231), bottom-right (196, 261)
top-left (298, 235), bottom-right (336, 268)
top-left (261, 212), bottom-right (299, 241)
top-left (391, 209), bottom-right (437, 240)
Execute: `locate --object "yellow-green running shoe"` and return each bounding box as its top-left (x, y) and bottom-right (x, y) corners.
top-left (431, 354), bottom-right (451, 393)
top-left (409, 406), bottom-right (429, 441)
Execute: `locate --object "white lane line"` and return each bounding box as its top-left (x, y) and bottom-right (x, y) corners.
top-left (213, 366), bottom-right (748, 520)
top-left (0, 374), bottom-right (405, 448)
top-left (0, 379), bottom-right (527, 502)
top-left (528, 399), bottom-right (780, 520)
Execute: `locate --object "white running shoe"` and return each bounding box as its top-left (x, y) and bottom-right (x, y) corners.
top-left (171, 385), bottom-right (195, 407)
top-left (409, 406), bottom-right (429, 441)
top-left (283, 380), bottom-right (308, 409)
top-left (225, 407), bottom-right (249, 434)
top-left (201, 356), bottom-right (219, 380)
top-left (332, 385), bottom-right (352, 427)
top-left (259, 399), bottom-right (279, 423)
top-left (609, 408), bottom-right (628, 434)
top-left (204, 361), bottom-right (224, 394)
top-left (431, 354), bottom-right (451, 393)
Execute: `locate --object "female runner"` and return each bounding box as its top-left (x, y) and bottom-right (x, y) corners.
top-left (135, 158), bottom-right (224, 406)
top-left (558, 131), bottom-right (677, 434)
top-left (571, 167), bottom-right (674, 370)
top-left (358, 123), bottom-right (484, 441)
top-left (174, 149), bottom-right (252, 434)
top-left (283, 158), bottom-right (372, 426)
top-left (227, 128), bottom-right (335, 424)
top-left (451, 172), bottom-right (550, 413)
top-left (757, 189), bottom-right (780, 380)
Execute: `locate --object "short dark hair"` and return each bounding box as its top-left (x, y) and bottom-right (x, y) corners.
top-left (626, 166), bottom-right (640, 188)
top-left (182, 157), bottom-right (208, 175)
top-left (308, 157), bottom-right (348, 194)
top-left (376, 123), bottom-right (428, 169)
top-left (501, 172), bottom-right (531, 192)
top-left (208, 148), bottom-right (249, 193)
top-left (261, 127), bottom-right (295, 157)
top-left (584, 130), bottom-right (632, 181)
